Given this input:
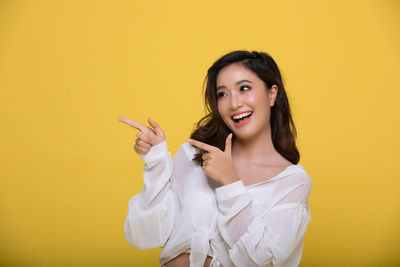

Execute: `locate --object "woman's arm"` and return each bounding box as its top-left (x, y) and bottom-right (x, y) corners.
top-left (119, 117), bottom-right (177, 249)
top-left (124, 140), bottom-right (178, 250)
top-left (215, 176), bottom-right (311, 267)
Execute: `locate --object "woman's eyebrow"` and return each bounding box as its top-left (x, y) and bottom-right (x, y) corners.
top-left (216, 80), bottom-right (253, 91)
top-left (237, 79), bottom-right (253, 85)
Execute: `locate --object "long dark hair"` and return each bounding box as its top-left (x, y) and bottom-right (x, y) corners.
top-left (190, 50), bottom-right (300, 165)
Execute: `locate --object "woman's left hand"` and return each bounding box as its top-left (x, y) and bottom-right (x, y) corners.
top-left (187, 134), bottom-right (240, 186)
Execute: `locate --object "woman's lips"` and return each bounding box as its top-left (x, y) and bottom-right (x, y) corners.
top-left (231, 111), bottom-right (252, 120)
top-left (232, 112), bottom-right (253, 127)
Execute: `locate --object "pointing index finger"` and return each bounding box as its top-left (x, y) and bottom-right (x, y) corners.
top-left (187, 139), bottom-right (216, 152)
top-left (117, 116), bottom-right (148, 132)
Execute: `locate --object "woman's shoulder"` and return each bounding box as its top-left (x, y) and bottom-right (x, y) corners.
top-left (287, 164), bottom-right (311, 178)
top-left (277, 164), bottom-right (312, 190)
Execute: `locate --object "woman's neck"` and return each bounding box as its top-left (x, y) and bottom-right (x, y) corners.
top-left (232, 126), bottom-right (278, 164)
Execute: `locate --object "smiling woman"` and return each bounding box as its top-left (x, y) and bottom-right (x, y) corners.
top-left (120, 50), bottom-right (311, 267)
top-left (190, 51), bottom-right (299, 167)
top-left (216, 63), bottom-right (277, 143)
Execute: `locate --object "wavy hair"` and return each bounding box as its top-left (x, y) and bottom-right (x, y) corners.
top-left (190, 50), bottom-right (300, 165)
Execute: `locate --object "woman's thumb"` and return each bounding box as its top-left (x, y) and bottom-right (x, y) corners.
top-left (224, 133), bottom-right (233, 155)
top-left (147, 117), bottom-right (164, 136)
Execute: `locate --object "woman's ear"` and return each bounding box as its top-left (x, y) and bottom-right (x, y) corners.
top-left (269, 85), bottom-right (278, 107)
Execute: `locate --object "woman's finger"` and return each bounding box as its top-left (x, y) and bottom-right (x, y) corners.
top-left (202, 153), bottom-right (211, 160)
top-left (118, 117), bottom-right (146, 131)
top-left (134, 143), bottom-right (149, 154)
top-left (147, 117), bottom-right (164, 137)
top-left (137, 131), bottom-right (151, 143)
top-left (187, 139), bottom-right (216, 152)
top-left (224, 133), bottom-right (233, 155)
top-left (118, 116), bottom-right (153, 135)
top-left (136, 139), bottom-right (151, 149)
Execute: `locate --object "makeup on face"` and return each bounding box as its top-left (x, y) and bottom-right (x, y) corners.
top-left (216, 63), bottom-right (271, 140)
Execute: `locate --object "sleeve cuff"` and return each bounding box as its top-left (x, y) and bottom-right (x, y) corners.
top-left (139, 141), bottom-right (168, 165)
top-left (216, 180), bottom-right (246, 202)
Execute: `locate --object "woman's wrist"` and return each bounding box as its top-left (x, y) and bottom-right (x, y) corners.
top-left (140, 140), bottom-right (168, 165)
top-left (221, 174), bottom-right (240, 186)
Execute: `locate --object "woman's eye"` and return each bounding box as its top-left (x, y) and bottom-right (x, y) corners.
top-left (240, 85), bottom-right (251, 91)
top-left (217, 92), bottom-right (227, 98)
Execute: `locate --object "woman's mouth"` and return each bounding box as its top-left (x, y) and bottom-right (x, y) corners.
top-left (231, 111), bottom-right (253, 127)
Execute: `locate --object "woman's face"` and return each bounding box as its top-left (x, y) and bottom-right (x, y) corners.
top-left (216, 63), bottom-right (277, 141)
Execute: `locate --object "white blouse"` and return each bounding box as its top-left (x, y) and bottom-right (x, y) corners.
top-left (124, 141), bottom-right (312, 267)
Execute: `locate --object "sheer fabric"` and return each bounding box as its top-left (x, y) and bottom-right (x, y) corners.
top-left (124, 141), bottom-right (312, 267)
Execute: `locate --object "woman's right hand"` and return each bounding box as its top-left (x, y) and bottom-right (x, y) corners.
top-left (117, 116), bottom-right (165, 154)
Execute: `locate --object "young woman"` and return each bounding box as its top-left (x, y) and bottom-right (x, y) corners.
top-left (119, 50), bottom-right (312, 267)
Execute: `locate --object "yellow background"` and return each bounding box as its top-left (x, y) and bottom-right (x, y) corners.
top-left (1, 0), bottom-right (399, 266)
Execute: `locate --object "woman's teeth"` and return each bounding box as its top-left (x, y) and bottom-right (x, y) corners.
top-left (232, 112), bottom-right (252, 120)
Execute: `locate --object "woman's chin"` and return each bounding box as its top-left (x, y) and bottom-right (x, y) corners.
top-left (231, 130), bottom-right (254, 142)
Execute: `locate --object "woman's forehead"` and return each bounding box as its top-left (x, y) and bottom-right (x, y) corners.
top-left (216, 63), bottom-right (259, 85)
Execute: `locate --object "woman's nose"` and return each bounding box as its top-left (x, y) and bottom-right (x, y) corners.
top-left (230, 92), bottom-right (242, 110)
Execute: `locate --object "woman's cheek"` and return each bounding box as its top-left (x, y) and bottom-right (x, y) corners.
top-left (220, 116), bottom-right (231, 130)
top-left (217, 100), bottom-right (234, 131)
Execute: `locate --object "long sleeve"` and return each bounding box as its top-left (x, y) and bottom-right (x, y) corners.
top-left (215, 174), bottom-right (312, 267)
top-left (124, 141), bottom-right (177, 250)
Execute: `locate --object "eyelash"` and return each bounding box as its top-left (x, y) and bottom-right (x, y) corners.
top-left (240, 85), bottom-right (251, 91)
top-left (217, 92), bottom-right (227, 98)
top-left (217, 86), bottom-right (251, 98)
